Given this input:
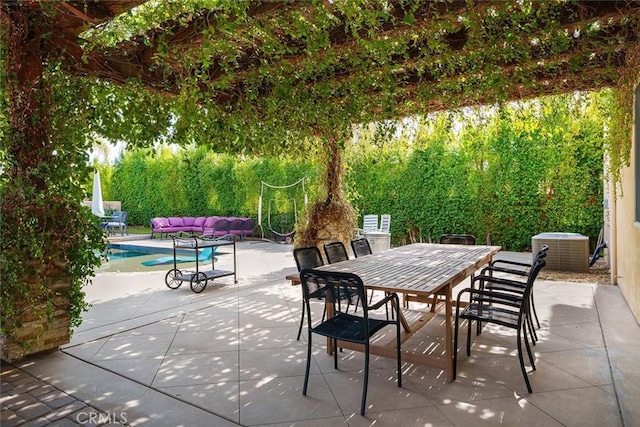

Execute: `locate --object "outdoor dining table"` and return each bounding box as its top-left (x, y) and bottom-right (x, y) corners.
top-left (286, 242), bottom-right (502, 382)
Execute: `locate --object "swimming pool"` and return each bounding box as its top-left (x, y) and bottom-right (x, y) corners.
top-left (97, 248), bottom-right (206, 273)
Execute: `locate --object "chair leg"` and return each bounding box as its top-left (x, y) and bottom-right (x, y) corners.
top-left (466, 318), bottom-right (473, 356)
top-left (517, 325), bottom-right (533, 393)
top-left (396, 315), bottom-right (402, 387)
top-left (333, 338), bottom-right (338, 369)
top-left (296, 300), bottom-right (305, 341)
top-left (360, 344), bottom-right (370, 416)
top-left (526, 310), bottom-right (537, 344)
top-left (523, 320), bottom-right (536, 370)
top-left (303, 332), bottom-right (312, 396)
top-left (453, 312), bottom-right (460, 380)
top-left (530, 293), bottom-right (541, 328)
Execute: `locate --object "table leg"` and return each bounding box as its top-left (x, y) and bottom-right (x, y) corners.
top-left (444, 283), bottom-right (454, 382)
top-left (392, 298), bottom-right (411, 333)
top-left (326, 298), bottom-right (335, 355)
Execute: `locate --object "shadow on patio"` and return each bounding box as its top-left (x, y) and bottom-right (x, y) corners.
top-left (5, 241), bottom-right (639, 426)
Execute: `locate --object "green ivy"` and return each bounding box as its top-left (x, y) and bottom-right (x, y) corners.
top-left (345, 91), bottom-right (606, 251)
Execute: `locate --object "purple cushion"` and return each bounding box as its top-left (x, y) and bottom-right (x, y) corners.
top-left (160, 227), bottom-right (180, 233)
top-left (168, 217), bottom-right (185, 227)
top-left (152, 217), bottom-right (170, 228)
top-left (194, 217), bottom-right (207, 227)
top-left (204, 216), bottom-right (220, 228)
top-left (183, 217), bottom-right (196, 227)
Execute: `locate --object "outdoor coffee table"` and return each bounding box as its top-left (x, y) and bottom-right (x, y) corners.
top-left (286, 243), bottom-right (501, 381)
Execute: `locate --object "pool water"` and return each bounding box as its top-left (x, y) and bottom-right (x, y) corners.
top-left (97, 249), bottom-right (203, 273)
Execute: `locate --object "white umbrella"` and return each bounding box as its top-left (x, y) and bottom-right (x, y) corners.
top-left (91, 170), bottom-right (105, 217)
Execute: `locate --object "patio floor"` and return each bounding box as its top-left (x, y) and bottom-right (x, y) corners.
top-left (3, 239), bottom-right (639, 426)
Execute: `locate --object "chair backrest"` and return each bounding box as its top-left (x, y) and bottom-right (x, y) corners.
top-left (439, 233), bottom-right (476, 245)
top-left (299, 269), bottom-right (368, 319)
top-left (379, 214), bottom-right (391, 233)
top-left (487, 257), bottom-right (546, 316)
top-left (293, 246), bottom-right (324, 271)
top-left (212, 218), bottom-right (230, 234)
top-left (110, 211), bottom-right (127, 224)
top-left (362, 215), bottom-right (379, 232)
top-left (228, 217), bottom-right (244, 231)
top-left (520, 257), bottom-right (546, 304)
top-left (351, 238), bottom-right (372, 258)
top-left (324, 241), bottom-right (349, 264)
top-left (534, 244), bottom-right (549, 263)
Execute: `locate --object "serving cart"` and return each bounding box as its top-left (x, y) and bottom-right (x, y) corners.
top-left (165, 234), bottom-right (237, 293)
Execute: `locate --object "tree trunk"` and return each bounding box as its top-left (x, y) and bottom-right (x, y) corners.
top-left (296, 134), bottom-right (355, 256)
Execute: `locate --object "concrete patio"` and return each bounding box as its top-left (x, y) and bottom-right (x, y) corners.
top-left (2, 239), bottom-right (639, 426)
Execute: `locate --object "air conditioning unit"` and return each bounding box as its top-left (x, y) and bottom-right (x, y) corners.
top-left (532, 232), bottom-right (589, 273)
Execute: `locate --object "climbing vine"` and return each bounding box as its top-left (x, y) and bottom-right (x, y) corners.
top-left (2, 0), bottom-right (639, 357)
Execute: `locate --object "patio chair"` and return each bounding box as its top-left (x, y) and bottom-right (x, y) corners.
top-left (454, 257), bottom-right (546, 393)
top-left (357, 214), bottom-right (379, 236)
top-left (324, 241), bottom-right (360, 313)
top-left (379, 214), bottom-right (391, 233)
top-left (476, 246), bottom-right (549, 342)
top-left (299, 268), bottom-right (402, 415)
top-left (104, 211), bottom-right (128, 236)
top-left (212, 217), bottom-right (230, 237)
top-left (350, 237), bottom-right (372, 258)
top-left (439, 233), bottom-right (476, 245)
top-left (324, 241), bottom-right (350, 264)
top-left (293, 246), bottom-right (325, 341)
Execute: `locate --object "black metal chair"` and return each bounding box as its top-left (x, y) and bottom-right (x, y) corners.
top-left (299, 268), bottom-right (402, 415)
top-left (481, 245), bottom-right (549, 333)
top-left (323, 241), bottom-right (360, 312)
top-left (293, 246), bottom-right (325, 341)
top-left (324, 241), bottom-right (349, 264)
top-left (439, 233), bottom-right (476, 245)
top-left (350, 237), bottom-right (372, 258)
top-left (454, 257), bottom-right (546, 393)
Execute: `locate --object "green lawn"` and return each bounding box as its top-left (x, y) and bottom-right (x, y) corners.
top-left (127, 226), bottom-right (151, 235)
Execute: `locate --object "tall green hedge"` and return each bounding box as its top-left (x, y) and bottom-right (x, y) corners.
top-left (347, 93), bottom-right (606, 251)
top-left (100, 147), bottom-right (320, 231)
top-left (98, 92), bottom-right (606, 252)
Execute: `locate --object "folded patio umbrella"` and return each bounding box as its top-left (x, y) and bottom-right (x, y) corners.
top-left (91, 170), bottom-right (105, 217)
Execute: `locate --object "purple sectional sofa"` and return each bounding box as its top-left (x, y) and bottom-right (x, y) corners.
top-left (150, 216), bottom-right (254, 240)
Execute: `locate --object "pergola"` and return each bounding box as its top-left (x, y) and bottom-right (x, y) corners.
top-left (17, 1), bottom-right (640, 110)
top-left (2, 0), bottom-right (640, 358)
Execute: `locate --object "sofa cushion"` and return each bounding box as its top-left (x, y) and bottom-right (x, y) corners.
top-left (168, 217), bottom-right (185, 227)
top-left (183, 217), bottom-right (196, 227)
top-left (204, 216), bottom-right (220, 228)
top-left (194, 217), bottom-right (207, 227)
top-left (152, 217), bottom-right (170, 228)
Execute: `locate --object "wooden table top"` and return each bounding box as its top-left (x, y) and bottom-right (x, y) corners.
top-left (308, 243), bottom-right (501, 295)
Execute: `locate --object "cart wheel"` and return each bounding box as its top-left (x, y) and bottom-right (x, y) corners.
top-left (165, 268), bottom-right (182, 289)
top-left (190, 272), bottom-right (208, 293)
